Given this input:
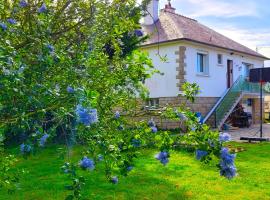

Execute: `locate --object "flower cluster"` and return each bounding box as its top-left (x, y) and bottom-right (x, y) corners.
top-left (115, 111), bottom-right (120, 119)
top-left (195, 112), bottom-right (204, 124)
top-left (127, 166), bottom-right (133, 172)
top-left (148, 118), bottom-right (156, 127)
top-left (39, 134), bottom-right (49, 147)
top-left (148, 118), bottom-right (158, 133)
top-left (20, 143), bottom-right (32, 154)
top-left (0, 23), bottom-right (7, 31)
top-left (76, 105), bottom-right (98, 126)
top-left (219, 133), bottom-right (231, 142)
top-left (7, 19), bottom-right (16, 25)
top-left (111, 176), bottom-right (118, 184)
top-left (66, 86), bottom-right (75, 93)
top-left (38, 3), bottom-right (47, 13)
top-left (19, 0), bottom-right (28, 8)
top-left (46, 44), bottom-right (54, 53)
top-left (195, 150), bottom-right (208, 160)
top-left (134, 29), bottom-right (143, 37)
top-left (219, 148), bottom-right (237, 179)
top-left (79, 157), bottom-right (95, 170)
top-left (155, 151), bottom-right (169, 166)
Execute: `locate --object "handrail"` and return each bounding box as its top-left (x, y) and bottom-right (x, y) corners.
top-left (203, 75), bottom-right (243, 124)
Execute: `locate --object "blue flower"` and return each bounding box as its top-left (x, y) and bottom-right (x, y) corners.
top-left (151, 126), bottom-right (158, 133)
top-left (195, 150), bottom-right (208, 160)
top-left (0, 23), bottom-right (7, 31)
top-left (39, 134), bottom-right (49, 147)
top-left (38, 3), bottom-right (47, 13)
top-left (76, 105), bottom-right (98, 126)
top-left (111, 176), bottom-right (118, 184)
top-left (20, 143), bottom-right (31, 153)
top-left (219, 148), bottom-right (237, 179)
top-left (195, 112), bottom-right (204, 124)
top-left (46, 44), bottom-right (54, 53)
top-left (127, 166), bottom-right (133, 171)
top-left (79, 156), bottom-right (95, 170)
top-left (131, 139), bottom-right (141, 147)
top-left (219, 133), bottom-right (231, 142)
top-left (19, 0), bottom-right (28, 7)
top-left (155, 151), bottom-right (169, 165)
top-left (7, 18), bottom-right (16, 24)
top-left (134, 29), bottom-right (143, 37)
top-left (66, 86), bottom-right (75, 93)
top-left (148, 118), bottom-right (156, 127)
top-left (115, 111), bottom-right (120, 119)
top-left (97, 154), bottom-right (103, 161)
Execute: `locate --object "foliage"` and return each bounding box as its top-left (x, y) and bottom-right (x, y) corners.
top-left (0, 0), bottom-right (236, 198)
top-left (0, 132), bottom-right (20, 193)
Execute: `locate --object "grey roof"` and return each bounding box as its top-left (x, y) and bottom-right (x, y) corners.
top-left (142, 10), bottom-right (267, 59)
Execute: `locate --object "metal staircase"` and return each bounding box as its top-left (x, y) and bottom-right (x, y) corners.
top-left (203, 75), bottom-right (260, 130)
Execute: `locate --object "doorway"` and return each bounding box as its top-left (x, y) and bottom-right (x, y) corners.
top-left (227, 60), bottom-right (233, 88)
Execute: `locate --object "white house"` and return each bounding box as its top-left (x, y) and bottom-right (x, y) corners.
top-left (141, 0), bottom-right (269, 129)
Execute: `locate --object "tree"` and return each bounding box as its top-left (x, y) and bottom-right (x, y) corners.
top-left (0, 0), bottom-right (236, 198)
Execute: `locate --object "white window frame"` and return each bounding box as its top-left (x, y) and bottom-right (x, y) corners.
top-left (217, 54), bottom-right (223, 65)
top-left (196, 52), bottom-right (209, 75)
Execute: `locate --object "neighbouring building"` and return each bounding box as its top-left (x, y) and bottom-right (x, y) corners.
top-left (140, 0), bottom-right (269, 130)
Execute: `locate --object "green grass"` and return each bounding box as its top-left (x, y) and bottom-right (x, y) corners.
top-left (1, 142), bottom-right (270, 200)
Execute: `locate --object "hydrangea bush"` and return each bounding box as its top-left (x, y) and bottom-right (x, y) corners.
top-left (0, 0), bottom-right (237, 198)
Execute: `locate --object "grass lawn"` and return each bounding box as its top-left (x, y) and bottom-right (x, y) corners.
top-left (1, 142), bottom-right (270, 200)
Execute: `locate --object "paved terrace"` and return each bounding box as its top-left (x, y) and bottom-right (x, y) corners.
top-left (228, 124), bottom-right (270, 141)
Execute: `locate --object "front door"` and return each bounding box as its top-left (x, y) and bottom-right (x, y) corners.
top-left (227, 60), bottom-right (233, 88)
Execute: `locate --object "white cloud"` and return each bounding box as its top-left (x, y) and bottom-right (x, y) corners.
top-left (168, 0), bottom-right (260, 18)
top-left (213, 26), bottom-right (270, 65)
top-left (214, 27), bottom-right (270, 50)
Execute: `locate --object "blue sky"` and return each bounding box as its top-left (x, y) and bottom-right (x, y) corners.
top-left (158, 0), bottom-right (270, 57)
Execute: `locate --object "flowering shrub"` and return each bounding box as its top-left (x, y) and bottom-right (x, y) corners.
top-left (0, 0), bottom-right (237, 198)
top-left (155, 152), bottom-right (169, 166)
top-left (219, 148), bottom-right (237, 179)
top-left (79, 157), bottom-right (95, 171)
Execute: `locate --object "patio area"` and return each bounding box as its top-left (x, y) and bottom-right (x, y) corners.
top-left (228, 123), bottom-right (270, 141)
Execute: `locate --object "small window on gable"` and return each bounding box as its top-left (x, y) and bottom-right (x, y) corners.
top-left (197, 52), bottom-right (209, 75)
top-left (145, 98), bottom-right (159, 109)
top-left (217, 54), bottom-right (223, 65)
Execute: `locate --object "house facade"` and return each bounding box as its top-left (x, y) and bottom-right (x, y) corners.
top-left (141, 1), bottom-right (268, 129)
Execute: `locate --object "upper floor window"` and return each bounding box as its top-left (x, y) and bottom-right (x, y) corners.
top-left (197, 52), bottom-right (209, 75)
top-left (217, 54), bottom-right (223, 65)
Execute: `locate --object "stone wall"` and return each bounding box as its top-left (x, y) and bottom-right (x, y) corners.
top-left (136, 96), bottom-right (219, 130)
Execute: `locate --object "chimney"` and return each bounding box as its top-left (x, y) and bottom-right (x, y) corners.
top-left (162, 0), bottom-right (176, 13)
top-left (143, 0), bottom-right (159, 25)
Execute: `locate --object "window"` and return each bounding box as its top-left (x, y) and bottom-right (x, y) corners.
top-left (145, 98), bottom-right (159, 109)
top-left (217, 54), bottom-right (223, 65)
top-left (197, 53), bottom-right (209, 75)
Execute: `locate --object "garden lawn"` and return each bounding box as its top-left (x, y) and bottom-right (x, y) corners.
top-left (1, 142), bottom-right (270, 200)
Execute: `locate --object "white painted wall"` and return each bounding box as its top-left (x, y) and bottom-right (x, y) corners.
top-left (185, 44), bottom-right (264, 97)
top-left (144, 44), bottom-right (179, 98)
top-left (143, 42), bottom-right (265, 98)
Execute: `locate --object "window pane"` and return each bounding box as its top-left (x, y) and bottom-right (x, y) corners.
top-left (197, 53), bottom-right (204, 73)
